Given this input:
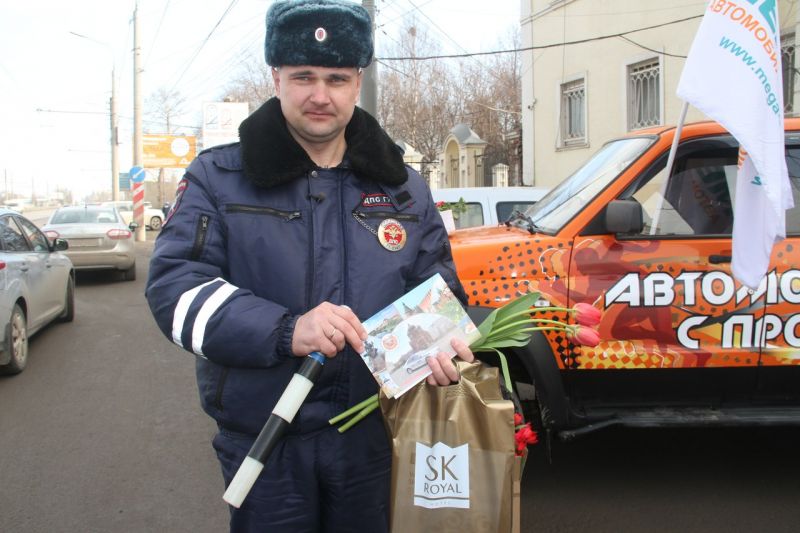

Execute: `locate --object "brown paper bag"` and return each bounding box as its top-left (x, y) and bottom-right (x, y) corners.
top-left (380, 361), bottom-right (518, 533)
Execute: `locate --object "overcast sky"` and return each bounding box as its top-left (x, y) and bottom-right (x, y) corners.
top-left (0, 0), bottom-right (519, 201)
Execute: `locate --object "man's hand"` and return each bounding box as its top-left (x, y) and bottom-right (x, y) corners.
top-left (292, 302), bottom-right (367, 357)
top-left (425, 337), bottom-right (475, 386)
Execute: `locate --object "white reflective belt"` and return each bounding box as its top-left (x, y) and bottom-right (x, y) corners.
top-left (172, 278), bottom-right (223, 347)
top-left (192, 282), bottom-right (238, 356)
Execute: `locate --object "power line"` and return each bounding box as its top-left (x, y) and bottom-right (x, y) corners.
top-left (145, 0), bottom-right (172, 69)
top-left (379, 14), bottom-right (703, 61)
top-left (618, 36), bottom-right (687, 59)
top-left (168, 0), bottom-right (240, 93)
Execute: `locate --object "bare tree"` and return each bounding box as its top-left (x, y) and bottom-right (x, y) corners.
top-left (145, 87), bottom-right (189, 134)
top-left (455, 27), bottom-right (522, 184)
top-left (378, 20), bottom-right (461, 173)
top-left (220, 50), bottom-right (276, 112)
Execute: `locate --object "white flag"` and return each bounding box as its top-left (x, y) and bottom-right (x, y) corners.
top-left (677, 0), bottom-right (793, 289)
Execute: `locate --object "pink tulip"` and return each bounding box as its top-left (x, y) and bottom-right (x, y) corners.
top-left (572, 303), bottom-right (601, 327)
top-left (568, 326), bottom-right (600, 347)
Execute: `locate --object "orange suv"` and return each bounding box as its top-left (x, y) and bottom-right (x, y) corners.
top-left (452, 120), bottom-right (800, 440)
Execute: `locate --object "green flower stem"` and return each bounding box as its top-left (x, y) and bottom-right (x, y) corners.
top-left (480, 319), bottom-right (569, 341)
top-left (491, 307), bottom-right (572, 329)
top-left (491, 348), bottom-right (513, 392)
top-left (472, 326), bottom-right (569, 351)
top-left (328, 393), bottom-right (379, 425)
top-left (337, 398), bottom-right (380, 433)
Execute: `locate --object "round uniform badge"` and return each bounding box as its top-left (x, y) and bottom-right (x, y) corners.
top-left (377, 218), bottom-right (407, 251)
top-left (315, 27), bottom-right (327, 42)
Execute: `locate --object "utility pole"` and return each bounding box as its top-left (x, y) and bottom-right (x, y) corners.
top-left (110, 67), bottom-right (120, 201)
top-left (132, 1), bottom-right (146, 242)
top-left (361, 0), bottom-right (377, 117)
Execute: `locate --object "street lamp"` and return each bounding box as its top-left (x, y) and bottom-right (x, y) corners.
top-left (69, 31), bottom-right (120, 201)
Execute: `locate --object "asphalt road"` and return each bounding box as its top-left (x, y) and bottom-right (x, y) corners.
top-left (1, 234), bottom-right (799, 532)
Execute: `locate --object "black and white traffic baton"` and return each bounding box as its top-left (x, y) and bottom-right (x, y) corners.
top-left (222, 351), bottom-right (326, 508)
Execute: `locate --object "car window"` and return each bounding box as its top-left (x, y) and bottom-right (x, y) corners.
top-left (16, 217), bottom-right (50, 252)
top-left (52, 208), bottom-right (119, 224)
top-left (0, 215), bottom-right (31, 252)
top-left (618, 138), bottom-right (739, 237)
top-left (453, 203), bottom-right (484, 229)
top-left (782, 146), bottom-right (800, 234)
top-left (622, 137), bottom-right (800, 237)
top-left (496, 201), bottom-right (536, 224)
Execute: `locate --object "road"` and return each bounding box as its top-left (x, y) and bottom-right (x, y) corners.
top-left (1, 233), bottom-right (799, 532)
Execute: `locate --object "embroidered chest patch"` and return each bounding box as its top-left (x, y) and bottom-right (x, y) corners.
top-left (361, 193), bottom-right (393, 208)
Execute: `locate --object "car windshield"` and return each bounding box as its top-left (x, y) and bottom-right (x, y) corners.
top-left (519, 137), bottom-right (655, 234)
top-left (51, 207), bottom-right (119, 224)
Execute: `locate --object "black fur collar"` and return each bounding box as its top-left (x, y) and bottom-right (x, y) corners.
top-left (239, 97), bottom-right (408, 188)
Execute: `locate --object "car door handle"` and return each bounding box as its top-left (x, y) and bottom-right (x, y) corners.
top-left (709, 254), bottom-right (732, 264)
top-left (20, 266), bottom-right (29, 272)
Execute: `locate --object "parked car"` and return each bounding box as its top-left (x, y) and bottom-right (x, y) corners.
top-left (0, 208), bottom-right (74, 374)
top-left (3, 199), bottom-right (32, 213)
top-left (100, 200), bottom-right (165, 230)
top-left (432, 186), bottom-right (549, 229)
top-left (448, 119), bottom-right (800, 441)
top-left (42, 205), bottom-right (138, 281)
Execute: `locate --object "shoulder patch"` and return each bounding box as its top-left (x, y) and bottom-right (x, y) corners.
top-left (165, 178), bottom-right (189, 226)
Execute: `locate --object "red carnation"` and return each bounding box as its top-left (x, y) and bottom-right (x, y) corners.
top-left (514, 412), bottom-right (524, 426)
top-left (514, 423), bottom-right (538, 455)
top-left (573, 303), bottom-right (601, 327)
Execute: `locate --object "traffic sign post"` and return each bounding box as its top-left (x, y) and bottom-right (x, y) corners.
top-left (129, 166), bottom-right (146, 242)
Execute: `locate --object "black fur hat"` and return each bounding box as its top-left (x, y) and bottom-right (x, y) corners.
top-left (265, 0), bottom-right (373, 68)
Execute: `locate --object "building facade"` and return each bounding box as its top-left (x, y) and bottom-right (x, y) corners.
top-left (436, 124), bottom-right (488, 189)
top-left (520, 0), bottom-right (798, 188)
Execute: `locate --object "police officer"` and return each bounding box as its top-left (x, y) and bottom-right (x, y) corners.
top-left (145, 0), bottom-right (473, 531)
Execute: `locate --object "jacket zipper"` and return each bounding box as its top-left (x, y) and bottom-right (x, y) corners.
top-left (191, 215), bottom-right (210, 261)
top-left (306, 183), bottom-right (315, 310)
top-left (226, 204), bottom-right (301, 221)
top-left (340, 181), bottom-right (348, 306)
top-left (353, 210), bottom-right (419, 222)
top-left (213, 367), bottom-right (229, 411)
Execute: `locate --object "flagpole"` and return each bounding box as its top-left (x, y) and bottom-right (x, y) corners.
top-left (649, 101), bottom-right (689, 235)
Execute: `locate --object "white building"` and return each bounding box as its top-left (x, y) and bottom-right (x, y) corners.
top-left (520, 0), bottom-right (798, 189)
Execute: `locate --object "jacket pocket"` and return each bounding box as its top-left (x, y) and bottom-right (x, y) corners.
top-left (353, 210), bottom-right (420, 223)
top-left (226, 203), bottom-right (302, 221)
top-left (190, 214), bottom-right (211, 261)
top-left (213, 366), bottom-right (229, 411)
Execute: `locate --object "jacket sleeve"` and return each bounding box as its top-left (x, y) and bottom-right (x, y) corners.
top-left (406, 186), bottom-right (468, 306)
top-left (145, 156), bottom-right (297, 369)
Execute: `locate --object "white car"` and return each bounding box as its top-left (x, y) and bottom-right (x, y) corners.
top-left (1, 208), bottom-right (74, 374)
top-left (101, 200), bottom-right (165, 230)
top-left (431, 186), bottom-right (549, 229)
top-left (42, 205), bottom-right (138, 281)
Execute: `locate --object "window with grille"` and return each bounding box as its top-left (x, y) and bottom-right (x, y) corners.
top-left (782, 35), bottom-right (795, 114)
top-left (627, 59), bottom-right (661, 130)
top-left (560, 78), bottom-right (586, 146)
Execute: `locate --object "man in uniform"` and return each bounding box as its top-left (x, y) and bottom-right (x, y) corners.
top-left (146, 0), bottom-right (473, 530)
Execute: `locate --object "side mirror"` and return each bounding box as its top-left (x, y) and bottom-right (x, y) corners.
top-left (53, 238), bottom-right (69, 251)
top-left (129, 221), bottom-right (140, 231)
top-left (605, 199), bottom-right (644, 234)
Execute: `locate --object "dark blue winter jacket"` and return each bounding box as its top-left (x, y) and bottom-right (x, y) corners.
top-left (145, 98), bottom-right (466, 436)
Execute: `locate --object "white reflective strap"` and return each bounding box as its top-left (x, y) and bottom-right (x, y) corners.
top-left (192, 282), bottom-right (238, 355)
top-left (172, 278), bottom-right (222, 347)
